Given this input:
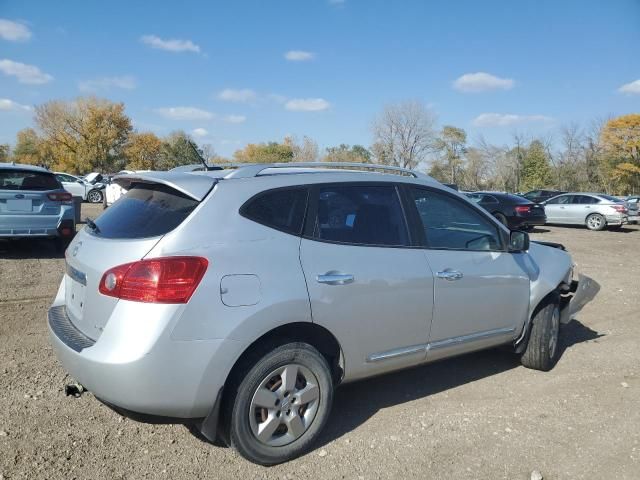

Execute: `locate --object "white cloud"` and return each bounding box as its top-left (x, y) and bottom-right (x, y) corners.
top-left (140, 34), bottom-right (200, 53)
top-left (453, 72), bottom-right (514, 93)
top-left (0, 59), bottom-right (53, 84)
top-left (0, 19), bottom-right (31, 42)
top-left (217, 88), bottom-right (257, 103)
top-left (284, 50), bottom-right (314, 61)
top-left (192, 128), bottom-right (208, 137)
top-left (154, 107), bottom-right (214, 121)
top-left (285, 98), bottom-right (330, 112)
top-left (618, 79), bottom-right (640, 95)
top-left (472, 113), bottom-right (553, 127)
top-left (0, 98), bottom-right (31, 112)
top-left (78, 75), bottom-right (136, 92)
top-left (225, 114), bottom-right (246, 124)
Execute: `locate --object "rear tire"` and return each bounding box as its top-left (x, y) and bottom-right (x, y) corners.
top-left (222, 342), bottom-right (334, 465)
top-left (585, 213), bottom-right (605, 231)
top-left (520, 295), bottom-right (561, 371)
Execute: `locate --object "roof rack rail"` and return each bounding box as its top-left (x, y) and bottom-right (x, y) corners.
top-left (221, 162), bottom-right (431, 180)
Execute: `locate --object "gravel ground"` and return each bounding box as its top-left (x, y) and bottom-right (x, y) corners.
top-left (1, 203), bottom-right (638, 479)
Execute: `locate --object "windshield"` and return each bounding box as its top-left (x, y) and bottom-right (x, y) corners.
top-left (0, 169), bottom-right (61, 191)
top-left (92, 183), bottom-right (199, 239)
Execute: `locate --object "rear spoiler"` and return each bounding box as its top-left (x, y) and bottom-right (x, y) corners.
top-left (114, 171), bottom-right (217, 201)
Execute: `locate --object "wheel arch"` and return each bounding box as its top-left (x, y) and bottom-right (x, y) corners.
top-left (225, 322), bottom-right (344, 388)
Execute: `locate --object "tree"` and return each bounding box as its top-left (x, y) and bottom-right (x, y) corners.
top-left (0, 144), bottom-right (9, 162)
top-left (371, 100), bottom-right (437, 169)
top-left (601, 114), bottom-right (640, 193)
top-left (161, 131), bottom-right (206, 169)
top-left (434, 126), bottom-right (467, 184)
top-left (520, 140), bottom-right (553, 191)
top-left (289, 136), bottom-right (319, 162)
top-left (233, 141), bottom-right (294, 163)
top-left (324, 144), bottom-right (371, 163)
top-left (124, 132), bottom-right (163, 170)
top-left (34, 97), bottom-right (132, 173)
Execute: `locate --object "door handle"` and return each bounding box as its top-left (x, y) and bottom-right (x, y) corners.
top-left (436, 270), bottom-right (464, 281)
top-left (316, 273), bottom-right (354, 285)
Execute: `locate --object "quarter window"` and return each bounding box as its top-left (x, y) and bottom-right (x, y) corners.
top-left (410, 188), bottom-right (502, 251)
top-left (312, 185), bottom-right (409, 246)
top-left (241, 187), bottom-right (308, 235)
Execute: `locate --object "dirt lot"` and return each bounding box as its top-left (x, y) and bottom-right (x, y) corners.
top-left (1, 203), bottom-right (638, 479)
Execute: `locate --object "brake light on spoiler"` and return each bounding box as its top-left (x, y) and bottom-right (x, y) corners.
top-left (99, 256), bottom-right (208, 304)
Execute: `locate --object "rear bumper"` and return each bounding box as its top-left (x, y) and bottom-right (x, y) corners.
top-left (48, 297), bottom-right (242, 419)
top-left (511, 215), bottom-right (547, 228)
top-left (605, 214), bottom-right (627, 225)
top-left (0, 207), bottom-right (75, 238)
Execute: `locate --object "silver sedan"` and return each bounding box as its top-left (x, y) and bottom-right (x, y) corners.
top-left (543, 193), bottom-right (628, 231)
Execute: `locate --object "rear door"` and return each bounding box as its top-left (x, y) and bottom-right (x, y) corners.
top-left (64, 182), bottom-right (208, 339)
top-left (405, 186), bottom-right (530, 360)
top-left (299, 183), bottom-right (434, 380)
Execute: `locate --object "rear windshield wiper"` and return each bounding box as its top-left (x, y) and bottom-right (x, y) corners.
top-left (85, 217), bottom-right (101, 234)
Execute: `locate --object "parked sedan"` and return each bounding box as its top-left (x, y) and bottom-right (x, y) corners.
top-left (1, 163), bottom-right (75, 249)
top-left (466, 191), bottom-right (546, 230)
top-left (543, 193), bottom-right (628, 231)
top-left (522, 189), bottom-right (567, 204)
top-left (626, 196), bottom-right (639, 224)
top-left (55, 172), bottom-right (106, 203)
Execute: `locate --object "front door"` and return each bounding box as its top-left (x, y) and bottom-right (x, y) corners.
top-left (406, 187), bottom-right (530, 360)
top-left (299, 183), bottom-right (434, 381)
top-left (544, 194), bottom-right (573, 224)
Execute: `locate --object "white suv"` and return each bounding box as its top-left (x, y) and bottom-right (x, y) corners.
top-left (48, 163), bottom-right (596, 465)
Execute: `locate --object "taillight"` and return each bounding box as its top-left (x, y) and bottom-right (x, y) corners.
top-left (515, 205), bottom-right (531, 214)
top-left (612, 205), bottom-right (627, 214)
top-left (99, 256), bottom-right (208, 304)
top-left (48, 192), bottom-right (73, 202)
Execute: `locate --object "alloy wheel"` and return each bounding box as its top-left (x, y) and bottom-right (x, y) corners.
top-left (248, 364), bottom-right (320, 447)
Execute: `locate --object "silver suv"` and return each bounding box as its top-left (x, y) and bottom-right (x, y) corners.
top-left (49, 163), bottom-right (595, 465)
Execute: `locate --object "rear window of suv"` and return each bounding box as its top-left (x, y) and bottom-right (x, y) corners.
top-left (92, 183), bottom-right (199, 239)
top-left (0, 169), bottom-right (60, 191)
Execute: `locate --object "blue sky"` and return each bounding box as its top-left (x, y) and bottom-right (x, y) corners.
top-left (1, 0), bottom-right (639, 157)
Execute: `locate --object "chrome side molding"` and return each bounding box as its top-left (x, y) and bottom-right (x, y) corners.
top-left (366, 326), bottom-right (516, 362)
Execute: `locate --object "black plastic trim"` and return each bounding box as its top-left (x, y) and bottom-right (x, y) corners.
top-left (48, 305), bottom-right (95, 352)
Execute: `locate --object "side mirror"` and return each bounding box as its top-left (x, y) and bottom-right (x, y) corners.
top-left (509, 230), bottom-right (530, 252)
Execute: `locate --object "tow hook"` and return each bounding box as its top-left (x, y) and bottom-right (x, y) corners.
top-left (65, 382), bottom-right (86, 398)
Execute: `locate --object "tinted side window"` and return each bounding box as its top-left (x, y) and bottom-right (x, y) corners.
top-left (94, 183), bottom-right (199, 239)
top-left (242, 187), bottom-right (308, 235)
top-left (547, 195), bottom-right (571, 205)
top-left (312, 185), bottom-right (408, 246)
top-left (410, 188), bottom-right (502, 251)
top-left (574, 195), bottom-right (596, 204)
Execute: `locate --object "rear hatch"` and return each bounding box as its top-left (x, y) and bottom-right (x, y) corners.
top-left (0, 168), bottom-right (65, 233)
top-left (64, 174), bottom-right (216, 339)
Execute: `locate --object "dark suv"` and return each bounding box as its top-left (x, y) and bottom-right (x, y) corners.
top-left (522, 189), bottom-right (567, 204)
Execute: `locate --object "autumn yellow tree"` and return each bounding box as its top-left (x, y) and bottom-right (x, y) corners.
top-left (124, 132), bottom-right (163, 170)
top-left (601, 114), bottom-right (640, 193)
top-left (34, 97), bottom-right (132, 173)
